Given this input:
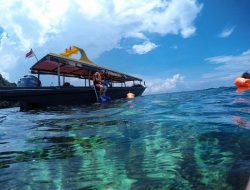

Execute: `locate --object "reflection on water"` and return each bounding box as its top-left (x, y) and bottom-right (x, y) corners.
top-left (0, 87), bottom-right (250, 189)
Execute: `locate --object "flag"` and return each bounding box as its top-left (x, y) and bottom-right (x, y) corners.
top-left (25, 49), bottom-right (34, 58)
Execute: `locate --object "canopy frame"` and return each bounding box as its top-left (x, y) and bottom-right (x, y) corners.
top-left (30, 53), bottom-right (143, 83)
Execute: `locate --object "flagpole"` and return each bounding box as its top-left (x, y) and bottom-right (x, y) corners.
top-left (31, 48), bottom-right (39, 62)
top-left (29, 48), bottom-right (39, 79)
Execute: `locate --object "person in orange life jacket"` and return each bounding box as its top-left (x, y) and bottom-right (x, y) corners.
top-left (242, 71), bottom-right (250, 79)
top-left (93, 70), bottom-right (107, 96)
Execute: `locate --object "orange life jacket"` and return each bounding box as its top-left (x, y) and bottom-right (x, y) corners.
top-left (93, 72), bottom-right (102, 85)
top-left (234, 77), bottom-right (250, 92)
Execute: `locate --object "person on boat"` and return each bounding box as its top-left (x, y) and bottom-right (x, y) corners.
top-left (63, 82), bottom-right (73, 87)
top-left (93, 70), bottom-right (107, 96)
top-left (102, 70), bottom-right (112, 88)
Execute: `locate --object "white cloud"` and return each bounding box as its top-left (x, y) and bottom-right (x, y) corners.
top-left (0, 32), bottom-right (8, 46)
top-left (145, 74), bottom-right (184, 94)
top-left (181, 26), bottom-right (196, 38)
top-left (218, 26), bottom-right (235, 38)
top-left (125, 32), bottom-right (148, 40)
top-left (0, 0), bottom-right (202, 81)
top-left (76, 0), bottom-right (103, 18)
top-left (132, 41), bottom-right (157, 54)
top-left (0, 54), bottom-right (19, 81)
top-left (204, 49), bottom-right (250, 82)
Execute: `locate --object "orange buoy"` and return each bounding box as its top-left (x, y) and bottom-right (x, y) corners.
top-left (127, 92), bottom-right (135, 99)
top-left (234, 77), bottom-right (250, 92)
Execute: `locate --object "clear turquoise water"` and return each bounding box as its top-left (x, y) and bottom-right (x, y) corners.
top-left (0, 87), bottom-right (250, 190)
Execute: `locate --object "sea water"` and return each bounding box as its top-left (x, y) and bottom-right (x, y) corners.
top-left (0, 87), bottom-right (249, 190)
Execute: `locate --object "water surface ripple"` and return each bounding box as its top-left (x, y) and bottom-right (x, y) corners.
top-left (0, 87), bottom-right (250, 189)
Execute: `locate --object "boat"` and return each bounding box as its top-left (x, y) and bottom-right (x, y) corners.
top-left (0, 46), bottom-right (146, 111)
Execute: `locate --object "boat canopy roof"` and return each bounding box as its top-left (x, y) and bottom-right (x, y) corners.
top-left (30, 47), bottom-right (142, 82)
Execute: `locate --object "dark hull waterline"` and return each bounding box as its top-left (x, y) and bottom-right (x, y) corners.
top-left (0, 86), bottom-right (146, 111)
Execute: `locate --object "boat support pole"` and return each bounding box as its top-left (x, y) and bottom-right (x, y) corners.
top-left (63, 76), bottom-right (65, 84)
top-left (57, 63), bottom-right (61, 87)
top-left (88, 71), bottom-right (98, 102)
top-left (93, 85), bottom-right (99, 102)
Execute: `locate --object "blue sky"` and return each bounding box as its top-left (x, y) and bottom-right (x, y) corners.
top-left (0, 0), bottom-right (249, 94)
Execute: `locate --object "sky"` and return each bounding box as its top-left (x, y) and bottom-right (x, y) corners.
top-left (0, 0), bottom-right (249, 94)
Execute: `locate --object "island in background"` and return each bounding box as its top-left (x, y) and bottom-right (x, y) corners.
top-left (0, 75), bottom-right (17, 108)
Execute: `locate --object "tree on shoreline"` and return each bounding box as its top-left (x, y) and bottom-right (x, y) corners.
top-left (0, 74), bottom-right (17, 108)
top-left (0, 74), bottom-right (16, 87)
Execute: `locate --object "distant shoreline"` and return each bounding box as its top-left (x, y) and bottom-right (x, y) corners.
top-left (0, 74), bottom-right (17, 109)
